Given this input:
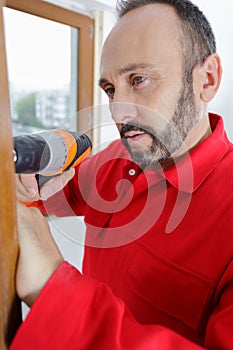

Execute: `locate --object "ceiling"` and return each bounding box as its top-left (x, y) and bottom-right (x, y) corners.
top-left (43, 0), bottom-right (116, 17)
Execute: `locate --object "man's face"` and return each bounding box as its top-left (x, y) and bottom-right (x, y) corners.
top-left (99, 4), bottom-right (202, 167)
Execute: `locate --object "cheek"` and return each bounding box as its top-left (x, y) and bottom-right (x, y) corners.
top-left (139, 84), bottom-right (180, 124)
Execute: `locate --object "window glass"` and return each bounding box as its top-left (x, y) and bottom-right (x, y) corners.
top-left (3, 8), bottom-right (78, 136)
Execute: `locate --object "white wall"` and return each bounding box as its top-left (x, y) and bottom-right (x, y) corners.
top-left (194, 0), bottom-right (233, 141)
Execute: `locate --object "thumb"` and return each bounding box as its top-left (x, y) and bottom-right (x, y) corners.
top-left (20, 174), bottom-right (39, 194)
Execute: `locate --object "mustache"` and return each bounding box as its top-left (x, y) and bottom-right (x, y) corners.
top-left (120, 123), bottom-right (156, 139)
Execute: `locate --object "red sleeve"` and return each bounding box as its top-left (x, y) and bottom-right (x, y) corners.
top-left (10, 262), bottom-right (205, 350)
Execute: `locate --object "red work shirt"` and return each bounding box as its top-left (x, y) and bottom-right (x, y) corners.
top-left (11, 114), bottom-right (233, 349)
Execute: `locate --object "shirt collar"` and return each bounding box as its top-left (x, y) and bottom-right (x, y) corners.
top-left (161, 114), bottom-right (231, 193)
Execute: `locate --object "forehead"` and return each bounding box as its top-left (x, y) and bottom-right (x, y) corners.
top-left (100, 4), bottom-right (183, 77)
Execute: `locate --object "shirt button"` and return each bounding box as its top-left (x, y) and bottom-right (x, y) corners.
top-left (129, 169), bottom-right (136, 176)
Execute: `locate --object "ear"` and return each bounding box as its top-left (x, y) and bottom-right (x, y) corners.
top-left (199, 54), bottom-right (222, 102)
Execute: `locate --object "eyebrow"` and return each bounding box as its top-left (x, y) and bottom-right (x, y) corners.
top-left (98, 78), bottom-right (109, 87)
top-left (98, 63), bottom-right (158, 87)
top-left (118, 63), bottom-right (157, 75)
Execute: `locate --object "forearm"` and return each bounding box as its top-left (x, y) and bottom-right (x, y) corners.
top-left (16, 203), bottom-right (64, 306)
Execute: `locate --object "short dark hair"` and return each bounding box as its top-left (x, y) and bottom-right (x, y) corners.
top-left (116, 0), bottom-right (216, 77)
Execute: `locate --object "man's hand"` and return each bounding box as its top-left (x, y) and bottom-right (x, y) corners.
top-left (16, 202), bottom-right (64, 306)
top-left (16, 168), bottom-right (75, 202)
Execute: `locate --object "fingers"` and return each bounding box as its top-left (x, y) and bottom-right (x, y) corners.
top-left (39, 168), bottom-right (75, 200)
top-left (15, 174), bottom-right (40, 202)
top-left (15, 168), bottom-right (75, 202)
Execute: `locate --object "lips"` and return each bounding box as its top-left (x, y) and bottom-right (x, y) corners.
top-left (124, 130), bottom-right (145, 139)
top-left (120, 123), bottom-right (150, 142)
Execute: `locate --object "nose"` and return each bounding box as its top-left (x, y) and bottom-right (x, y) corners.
top-left (110, 92), bottom-right (138, 124)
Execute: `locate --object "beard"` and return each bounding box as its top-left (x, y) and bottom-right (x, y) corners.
top-left (120, 78), bottom-right (200, 168)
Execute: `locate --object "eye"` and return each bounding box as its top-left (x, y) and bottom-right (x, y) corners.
top-left (103, 85), bottom-right (115, 99)
top-left (131, 75), bottom-right (146, 86)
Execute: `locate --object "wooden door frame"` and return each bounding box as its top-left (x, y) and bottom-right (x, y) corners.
top-left (0, 0), bottom-right (22, 348)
